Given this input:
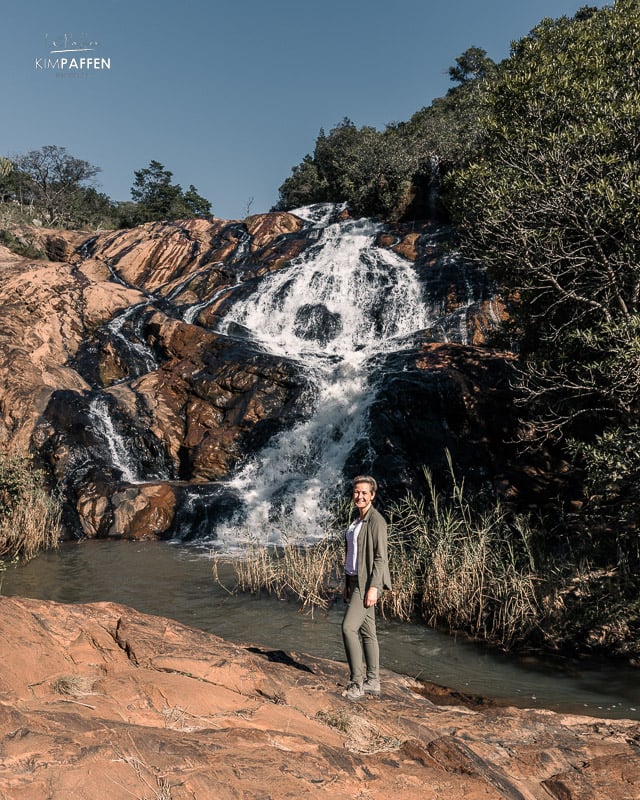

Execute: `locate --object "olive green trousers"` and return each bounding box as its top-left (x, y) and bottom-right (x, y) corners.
top-left (341, 575), bottom-right (379, 684)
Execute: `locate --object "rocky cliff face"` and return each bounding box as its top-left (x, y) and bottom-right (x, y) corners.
top-left (1, 596), bottom-right (638, 800)
top-left (0, 207), bottom-right (533, 541)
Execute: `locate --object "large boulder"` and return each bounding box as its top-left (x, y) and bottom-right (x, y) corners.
top-left (358, 343), bottom-right (520, 500)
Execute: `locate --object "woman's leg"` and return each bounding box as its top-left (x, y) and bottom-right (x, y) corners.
top-left (342, 586), bottom-right (367, 684)
top-left (359, 606), bottom-right (379, 682)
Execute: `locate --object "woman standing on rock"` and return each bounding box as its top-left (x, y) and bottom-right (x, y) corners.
top-left (342, 475), bottom-right (392, 701)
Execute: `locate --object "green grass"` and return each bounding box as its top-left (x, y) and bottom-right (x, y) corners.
top-left (0, 228), bottom-right (47, 259)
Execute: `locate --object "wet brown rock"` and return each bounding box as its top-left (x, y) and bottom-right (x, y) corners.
top-left (245, 210), bottom-right (303, 250)
top-left (466, 297), bottom-right (509, 345)
top-left (87, 212), bottom-right (305, 294)
top-left (0, 251), bottom-right (142, 448)
top-left (1, 212), bottom-right (512, 540)
top-left (109, 483), bottom-right (177, 539)
top-left (87, 218), bottom-right (233, 291)
top-left (75, 479), bottom-right (114, 537)
top-left (0, 596), bottom-right (638, 800)
top-left (377, 229), bottom-right (423, 261)
top-left (393, 232), bottom-right (422, 260)
top-left (362, 342), bottom-right (520, 499)
top-left (75, 481), bottom-right (181, 539)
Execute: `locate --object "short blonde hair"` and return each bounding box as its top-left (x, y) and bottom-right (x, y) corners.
top-left (352, 475), bottom-right (377, 493)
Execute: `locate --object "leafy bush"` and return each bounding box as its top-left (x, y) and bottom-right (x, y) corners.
top-left (0, 229), bottom-right (47, 259)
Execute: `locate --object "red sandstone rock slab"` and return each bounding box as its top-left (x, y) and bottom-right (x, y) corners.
top-left (0, 596), bottom-right (638, 800)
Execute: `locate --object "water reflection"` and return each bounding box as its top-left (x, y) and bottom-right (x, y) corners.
top-left (2, 539), bottom-right (639, 720)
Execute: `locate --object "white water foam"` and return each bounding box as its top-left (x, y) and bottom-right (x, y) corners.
top-left (107, 304), bottom-right (159, 376)
top-left (88, 396), bottom-right (140, 484)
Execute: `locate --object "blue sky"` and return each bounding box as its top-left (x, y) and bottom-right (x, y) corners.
top-left (1, 1), bottom-right (608, 220)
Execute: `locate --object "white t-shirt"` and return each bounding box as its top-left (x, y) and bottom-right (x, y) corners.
top-left (345, 517), bottom-right (364, 575)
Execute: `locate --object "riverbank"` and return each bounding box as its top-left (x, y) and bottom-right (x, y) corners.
top-left (1, 595), bottom-right (639, 800)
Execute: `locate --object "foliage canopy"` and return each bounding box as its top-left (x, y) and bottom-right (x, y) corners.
top-left (5, 145), bottom-right (111, 227)
top-left (448, 1), bottom-right (640, 562)
top-left (275, 48), bottom-right (497, 221)
top-left (125, 159), bottom-right (212, 225)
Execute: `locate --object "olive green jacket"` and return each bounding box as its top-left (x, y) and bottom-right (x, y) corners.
top-left (347, 505), bottom-right (392, 594)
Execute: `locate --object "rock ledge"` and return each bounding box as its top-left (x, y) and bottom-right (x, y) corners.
top-left (0, 596), bottom-right (638, 799)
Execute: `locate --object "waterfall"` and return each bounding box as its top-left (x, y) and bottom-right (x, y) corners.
top-left (164, 267), bottom-right (214, 302)
top-left (220, 214), bottom-right (429, 361)
top-left (213, 208), bottom-right (433, 544)
top-left (107, 304), bottom-right (159, 377)
top-left (69, 204), bottom-right (490, 545)
top-left (88, 397), bottom-right (140, 483)
top-left (104, 258), bottom-right (129, 288)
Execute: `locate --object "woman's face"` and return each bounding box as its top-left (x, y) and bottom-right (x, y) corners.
top-left (353, 482), bottom-right (374, 515)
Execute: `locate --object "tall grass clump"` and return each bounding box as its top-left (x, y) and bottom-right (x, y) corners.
top-left (386, 454), bottom-right (543, 649)
top-left (0, 449), bottom-right (61, 562)
top-left (212, 501), bottom-right (350, 614)
top-left (213, 530), bottom-right (344, 614)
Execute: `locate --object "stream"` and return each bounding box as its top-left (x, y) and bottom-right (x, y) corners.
top-left (3, 539), bottom-right (639, 721)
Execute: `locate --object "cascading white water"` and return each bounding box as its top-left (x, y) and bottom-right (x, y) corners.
top-left (107, 303), bottom-right (159, 376)
top-left (88, 397), bottom-right (140, 483)
top-left (214, 207), bottom-right (434, 544)
top-left (222, 214), bottom-right (428, 362)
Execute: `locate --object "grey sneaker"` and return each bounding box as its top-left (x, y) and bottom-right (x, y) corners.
top-left (362, 678), bottom-right (381, 695)
top-left (344, 681), bottom-right (364, 701)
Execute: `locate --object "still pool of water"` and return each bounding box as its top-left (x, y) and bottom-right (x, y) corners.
top-left (2, 539), bottom-right (639, 720)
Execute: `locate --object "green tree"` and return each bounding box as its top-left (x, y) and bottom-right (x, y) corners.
top-left (403, 47), bottom-right (497, 178)
top-left (448, 2), bottom-right (640, 561)
top-left (68, 186), bottom-right (117, 228)
top-left (182, 184), bottom-right (212, 218)
top-left (130, 160), bottom-right (182, 221)
top-left (448, 46), bottom-right (497, 85)
top-left (13, 145), bottom-right (101, 226)
top-left (128, 160), bottom-right (211, 224)
top-left (275, 49), bottom-right (497, 220)
top-left (276, 118), bottom-right (425, 219)
top-left (0, 157), bottom-right (14, 204)
top-left (275, 154), bottom-right (329, 209)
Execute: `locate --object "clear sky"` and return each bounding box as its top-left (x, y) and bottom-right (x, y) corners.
top-left (1, 0), bottom-right (608, 220)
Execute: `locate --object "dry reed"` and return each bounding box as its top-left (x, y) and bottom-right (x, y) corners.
top-left (213, 529), bottom-right (344, 614)
top-left (386, 456), bottom-right (542, 647)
